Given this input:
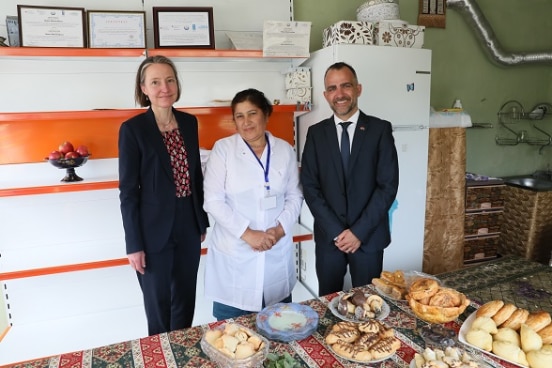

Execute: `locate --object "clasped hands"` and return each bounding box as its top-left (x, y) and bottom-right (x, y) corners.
top-left (241, 224), bottom-right (285, 252)
top-left (334, 229), bottom-right (361, 254)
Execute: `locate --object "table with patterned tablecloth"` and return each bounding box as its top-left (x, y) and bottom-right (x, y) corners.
top-left (6, 255), bottom-right (549, 368)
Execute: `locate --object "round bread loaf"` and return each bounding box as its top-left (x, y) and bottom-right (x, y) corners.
top-left (476, 300), bottom-right (504, 318)
top-left (501, 308), bottom-right (529, 330)
top-left (494, 327), bottom-right (521, 347)
top-left (537, 323), bottom-right (552, 345)
top-left (465, 329), bottom-right (493, 351)
top-left (492, 303), bottom-right (517, 326)
top-left (409, 278), bottom-right (439, 300)
top-left (428, 287), bottom-right (462, 308)
top-left (492, 340), bottom-right (529, 366)
top-left (525, 311), bottom-right (552, 332)
top-left (520, 324), bottom-right (543, 352)
top-left (527, 347), bottom-right (552, 368)
top-left (471, 316), bottom-right (498, 334)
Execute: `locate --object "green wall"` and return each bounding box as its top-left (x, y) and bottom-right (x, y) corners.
top-left (294, 0), bottom-right (552, 177)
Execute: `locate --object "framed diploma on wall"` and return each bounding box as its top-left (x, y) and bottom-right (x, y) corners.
top-left (87, 11), bottom-right (146, 48)
top-left (17, 5), bottom-right (86, 47)
top-left (152, 7), bottom-right (215, 49)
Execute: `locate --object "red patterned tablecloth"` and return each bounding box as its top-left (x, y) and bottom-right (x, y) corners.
top-left (5, 282), bottom-right (524, 368)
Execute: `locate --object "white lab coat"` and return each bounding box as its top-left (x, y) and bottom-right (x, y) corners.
top-left (203, 132), bottom-right (303, 312)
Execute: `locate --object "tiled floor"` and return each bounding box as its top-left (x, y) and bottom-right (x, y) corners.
top-left (0, 257), bottom-right (315, 366)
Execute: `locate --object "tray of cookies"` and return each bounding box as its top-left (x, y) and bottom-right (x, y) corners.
top-left (328, 291), bottom-right (390, 322)
top-left (324, 320), bottom-right (401, 363)
top-left (459, 300), bottom-right (552, 368)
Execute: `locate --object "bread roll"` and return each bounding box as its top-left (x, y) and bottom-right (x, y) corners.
top-left (247, 335), bottom-right (263, 350)
top-left (409, 278), bottom-right (439, 300)
top-left (471, 316), bottom-right (498, 334)
top-left (476, 300), bottom-right (504, 318)
top-left (223, 323), bottom-right (241, 336)
top-left (527, 346), bottom-right (552, 368)
top-left (221, 334), bottom-right (240, 353)
top-left (521, 323), bottom-right (543, 352)
top-left (492, 340), bottom-right (529, 366)
top-left (538, 323), bottom-right (552, 345)
top-left (525, 311), bottom-right (552, 332)
top-left (494, 327), bottom-right (521, 347)
top-left (501, 308), bottom-right (529, 330)
top-left (428, 288), bottom-right (462, 308)
top-left (492, 303), bottom-right (517, 326)
top-left (234, 342), bottom-right (256, 359)
top-left (465, 329), bottom-right (493, 351)
top-left (204, 329), bottom-right (223, 345)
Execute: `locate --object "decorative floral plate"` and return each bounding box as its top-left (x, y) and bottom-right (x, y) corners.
top-left (256, 302), bottom-right (319, 342)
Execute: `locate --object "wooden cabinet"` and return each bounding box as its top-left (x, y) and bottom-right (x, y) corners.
top-left (464, 180), bottom-right (505, 264)
top-left (499, 186), bottom-right (552, 265)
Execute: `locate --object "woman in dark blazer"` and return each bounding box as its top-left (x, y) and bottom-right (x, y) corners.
top-left (118, 55), bottom-right (208, 335)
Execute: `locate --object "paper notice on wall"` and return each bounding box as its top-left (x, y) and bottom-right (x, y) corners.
top-left (263, 20), bottom-right (311, 57)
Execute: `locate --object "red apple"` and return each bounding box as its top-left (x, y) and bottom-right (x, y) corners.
top-left (75, 145), bottom-right (89, 157)
top-left (58, 141), bottom-right (74, 155)
top-left (48, 150), bottom-right (62, 160)
top-left (65, 151), bottom-right (80, 159)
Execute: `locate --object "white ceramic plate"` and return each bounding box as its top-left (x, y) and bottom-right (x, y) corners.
top-left (459, 311), bottom-right (525, 368)
top-left (328, 295), bottom-right (390, 322)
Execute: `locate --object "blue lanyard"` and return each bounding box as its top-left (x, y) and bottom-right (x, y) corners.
top-left (244, 134), bottom-right (271, 193)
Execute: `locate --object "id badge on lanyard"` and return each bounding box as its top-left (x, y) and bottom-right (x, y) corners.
top-left (245, 135), bottom-right (277, 210)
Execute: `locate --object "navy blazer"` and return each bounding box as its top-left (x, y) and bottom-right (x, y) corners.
top-left (300, 110), bottom-right (399, 250)
top-left (118, 108), bottom-right (209, 255)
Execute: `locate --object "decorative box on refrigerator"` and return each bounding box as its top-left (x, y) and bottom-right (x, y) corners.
top-left (296, 44), bottom-right (431, 296)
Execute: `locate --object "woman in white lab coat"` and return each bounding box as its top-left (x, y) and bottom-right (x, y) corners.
top-left (203, 88), bottom-right (303, 320)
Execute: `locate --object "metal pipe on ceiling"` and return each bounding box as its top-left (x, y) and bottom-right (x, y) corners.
top-left (447, 0), bottom-right (552, 65)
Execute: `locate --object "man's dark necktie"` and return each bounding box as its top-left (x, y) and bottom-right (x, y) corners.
top-left (339, 121), bottom-right (352, 170)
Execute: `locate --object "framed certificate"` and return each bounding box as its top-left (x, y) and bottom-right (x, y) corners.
top-left (6, 16), bottom-right (20, 46)
top-left (87, 10), bottom-right (146, 48)
top-left (17, 5), bottom-right (86, 47)
top-left (152, 7), bottom-right (215, 49)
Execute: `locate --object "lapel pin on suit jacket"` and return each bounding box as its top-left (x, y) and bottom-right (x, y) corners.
top-left (360, 126), bottom-right (365, 131)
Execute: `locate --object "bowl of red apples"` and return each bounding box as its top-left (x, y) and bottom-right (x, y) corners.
top-left (46, 141), bottom-right (91, 182)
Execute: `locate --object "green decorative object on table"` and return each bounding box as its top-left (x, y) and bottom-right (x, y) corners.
top-left (264, 352), bottom-right (300, 368)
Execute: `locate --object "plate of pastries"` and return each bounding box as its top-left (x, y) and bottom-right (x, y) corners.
top-left (459, 299), bottom-right (552, 368)
top-left (324, 319), bottom-right (401, 363)
top-left (328, 290), bottom-right (390, 322)
top-left (406, 277), bottom-right (470, 324)
top-left (372, 269), bottom-right (441, 300)
top-left (410, 346), bottom-right (493, 368)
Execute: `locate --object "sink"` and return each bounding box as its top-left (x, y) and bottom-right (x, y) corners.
top-left (503, 175), bottom-right (552, 191)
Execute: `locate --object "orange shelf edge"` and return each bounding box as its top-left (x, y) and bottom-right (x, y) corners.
top-left (0, 236), bottom-right (311, 281)
top-left (0, 47), bottom-right (146, 58)
top-left (0, 47), bottom-right (308, 60)
top-left (0, 181), bottom-right (119, 197)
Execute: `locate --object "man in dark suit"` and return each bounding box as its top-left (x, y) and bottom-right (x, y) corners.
top-left (300, 62), bottom-right (399, 296)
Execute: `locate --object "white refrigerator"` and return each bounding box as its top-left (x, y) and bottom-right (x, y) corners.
top-left (296, 44), bottom-right (432, 296)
